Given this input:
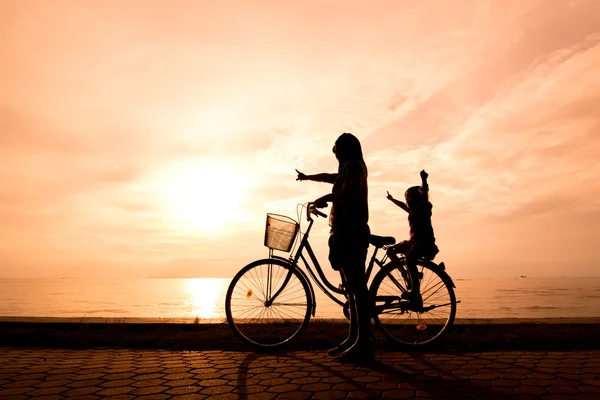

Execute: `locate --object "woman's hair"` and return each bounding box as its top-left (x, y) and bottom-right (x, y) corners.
top-left (335, 132), bottom-right (367, 174)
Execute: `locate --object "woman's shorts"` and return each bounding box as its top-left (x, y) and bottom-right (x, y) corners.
top-left (328, 232), bottom-right (369, 272)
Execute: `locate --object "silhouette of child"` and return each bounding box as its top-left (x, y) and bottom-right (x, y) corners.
top-left (386, 170), bottom-right (439, 309)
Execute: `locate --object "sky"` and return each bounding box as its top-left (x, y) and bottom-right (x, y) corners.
top-left (1, 0), bottom-right (599, 279)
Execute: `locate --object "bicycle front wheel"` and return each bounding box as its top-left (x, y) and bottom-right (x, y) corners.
top-left (225, 258), bottom-right (313, 348)
top-left (371, 260), bottom-right (456, 347)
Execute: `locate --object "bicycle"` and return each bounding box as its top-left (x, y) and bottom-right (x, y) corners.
top-left (225, 203), bottom-right (458, 349)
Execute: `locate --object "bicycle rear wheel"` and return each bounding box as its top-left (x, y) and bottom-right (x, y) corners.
top-left (371, 259), bottom-right (456, 347)
top-left (225, 258), bottom-right (312, 348)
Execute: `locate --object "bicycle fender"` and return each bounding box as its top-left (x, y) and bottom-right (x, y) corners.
top-left (422, 260), bottom-right (456, 288)
top-left (268, 256), bottom-right (317, 317)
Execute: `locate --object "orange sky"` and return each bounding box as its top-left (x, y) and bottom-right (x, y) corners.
top-left (1, 0), bottom-right (599, 279)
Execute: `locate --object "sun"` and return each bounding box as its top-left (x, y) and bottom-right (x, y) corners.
top-left (158, 159), bottom-right (250, 234)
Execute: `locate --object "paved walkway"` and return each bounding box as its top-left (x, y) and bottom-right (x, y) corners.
top-left (1, 347), bottom-right (599, 399)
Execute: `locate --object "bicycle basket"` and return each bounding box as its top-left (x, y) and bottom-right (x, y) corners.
top-left (264, 213), bottom-right (299, 252)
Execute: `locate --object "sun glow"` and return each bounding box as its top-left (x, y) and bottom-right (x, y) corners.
top-left (185, 278), bottom-right (226, 319)
top-left (159, 159), bottom-right (251, 234)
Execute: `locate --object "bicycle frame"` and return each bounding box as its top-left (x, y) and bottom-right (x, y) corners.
top-left (267, 209), bottom-right (391, 311)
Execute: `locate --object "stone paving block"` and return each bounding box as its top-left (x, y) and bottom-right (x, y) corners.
top-left (347, 389), bottom-right (382, 399)
top-left (514, 385), bottom-right (548, 395)
top-left (341, 369), bottom-right (369, 378)
top-left (260, 377), bottom-right (292, 386)
top-left (548, 384), bottom-right (581, 395)
top-left (101, 378), bottom-right (137, 388)
top-left (0, 387), bottom-right (34, 396)
top-left (365, 381), bottom-right (397, 391)
top-left (290, 376), bottom-right (320, 385)
top-left (64, 386), bottom-right (102, 396)
top-left (3, 379), bottom-right (42, 388)
top-left (253, 372), bottom-right (281, 381)
top-left (104, 372), bottom-right (137, 380)
top-left (165, 386), bottom-right (203, 395)
top-left (311, 389), bottom-right (348, 399)
top-left (200, 385), bottom-right (233, 395)
top-left (266, 383), bottom-right (301, 393)
top-left (320, 375), bottom-right (346, 384)
top-left (282, 371), bottom-right (309, 379)
top-left (300, 382), bottom-right (334, 392)
top-left (131, 378), bottom-right (166, 388)
top-left (493, 378), bottom-right (523, 387)
top-left (545, 394), bottom-right (582, 400)
top-left (232, 385), bottom-right (263, 395)
top-left (162, 367), bottom-right (191, 374)
top-left (95, 385), bottom-right (135, 396)
top-left (26, 386), bottom-right (68, 396)
top-left (353, 375), bottom-right (381, 383)
top-left (134, 367), bottom-right (164, 374)
top-left (165, 378), bottom-right (199, 387)
top-left (206, 394), bottom-right (240, 400)
top-left (67, 378), bottom-right (104, 388)
top-left (579, 384), bottom-right (600, 394)
top-left (131, 385), bottom-right (168, 395)
top-left (497, 372), bottom-right (528, 380)
top-left (244, 393), bottom-right (276, 400)
top-left (198, 378), bottom-right (228, 386)
top-left (275, 391), bottom-right (312, 399)
top-left (30, 395), bottom-right (64, 400)
top-left (71, 372), bottom-right (106, 381)
top-left (194, 372), bottom-right (228, 380)
top-left (137, 395), bottom-right (171, 400)
top-left (576, 394), bottom-right (600, 400)
top-left (521, 378), bottom-right (553, 387)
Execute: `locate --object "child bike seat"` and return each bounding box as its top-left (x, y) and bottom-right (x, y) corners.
top-left (370, 235), bottom-right (396, 248)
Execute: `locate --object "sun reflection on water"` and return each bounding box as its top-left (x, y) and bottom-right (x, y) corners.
top-left (184, 278), bottom-right (226, 319)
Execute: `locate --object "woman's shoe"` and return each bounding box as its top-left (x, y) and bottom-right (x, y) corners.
top-left (327, 339), bottom-right (354, 356)
top-left (327, 345), bottom-right (345, 356)
top-left (335, 345), bottom-right (374, 364)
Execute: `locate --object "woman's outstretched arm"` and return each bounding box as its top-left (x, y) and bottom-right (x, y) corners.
top-left (296, 169), bottom-right (338, 184)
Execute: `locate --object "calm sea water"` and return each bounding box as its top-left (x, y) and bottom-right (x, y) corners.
top-left (1, 277), bottom-right (600, 321)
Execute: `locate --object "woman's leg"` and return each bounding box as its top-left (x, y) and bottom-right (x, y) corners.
top-left (336, 256), bottom-right (373, 361)
top-left (328, 233), bottom-right (373, 361)
top-left (344, 266), bottom-right (371, 348)
top-left (328, 271), bottom-right (357, 355)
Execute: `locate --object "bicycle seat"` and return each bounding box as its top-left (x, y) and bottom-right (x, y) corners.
top-left (370, 234), bottom-right (396, 248)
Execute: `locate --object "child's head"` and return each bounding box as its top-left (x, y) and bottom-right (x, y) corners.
top-left (404, 186), bottom-right (422, 208)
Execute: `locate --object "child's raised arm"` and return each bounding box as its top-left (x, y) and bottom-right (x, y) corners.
top-left (420, 170), bottom-right (430, 203)
top-left (386, 191), bottom-right (409, 213)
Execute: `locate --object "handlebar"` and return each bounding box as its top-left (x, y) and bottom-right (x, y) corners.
top-left (307, 203), bottom-right (328, 220)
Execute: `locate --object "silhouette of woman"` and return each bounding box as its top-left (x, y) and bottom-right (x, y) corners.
top-left (296, 133), bottom-right (373, 363)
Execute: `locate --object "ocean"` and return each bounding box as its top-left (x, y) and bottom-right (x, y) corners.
top-left (1, 276), bottom-right (600, 321)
